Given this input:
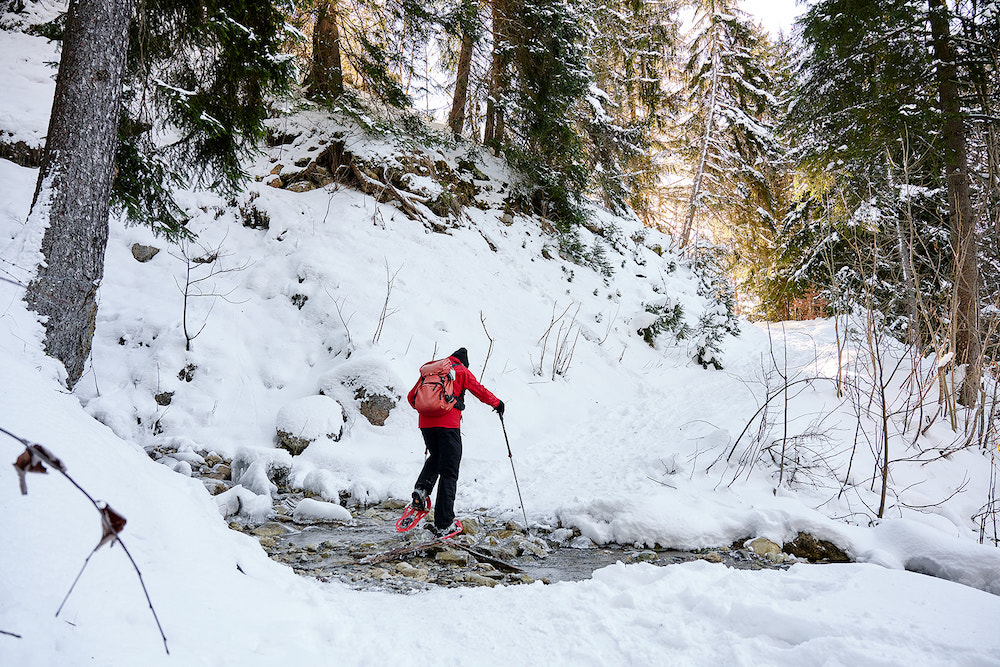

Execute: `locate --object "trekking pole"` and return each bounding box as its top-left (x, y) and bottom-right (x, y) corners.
top-left (499, 413), bottom-right (530, 532)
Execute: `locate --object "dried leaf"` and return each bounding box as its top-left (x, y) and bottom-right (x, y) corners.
top-left (97, 504), bottom-right (127, 549)
top-left (13, 448), bottom-right (48, 495)
top-left (30, 444), bottom-right (66, 473)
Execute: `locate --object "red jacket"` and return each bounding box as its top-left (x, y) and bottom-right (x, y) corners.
top-left (407, 356), bottom-right (501, 429)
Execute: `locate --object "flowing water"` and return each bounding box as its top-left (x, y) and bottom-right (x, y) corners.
top-left (234, 500), bottom-right (788, 593)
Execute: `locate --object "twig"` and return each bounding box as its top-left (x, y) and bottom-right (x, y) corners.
top-left (479, 311), bottom-right (494, 377)
top-left (2, 427), bottom-right (170, 655)
top-left (372, 261), bottom-right (402, 344)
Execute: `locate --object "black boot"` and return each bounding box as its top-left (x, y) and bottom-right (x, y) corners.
top-left (411, 488), bottom-right (428, 511)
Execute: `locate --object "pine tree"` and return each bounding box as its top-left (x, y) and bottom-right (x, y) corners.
top-left (118, 0), bottom-right (294, 237)
top-left (310, 0), bottom-right (345, 100)
top-left (676, 0), bottom-right (781, 248)
top-left (585, 0), bottom-right (680, 214)
top-left (502, 0), bottom-right (592, 224)
top-left (789, 0), bottom-right (991, 405)
top-left (25, 0), bottom-right (134, 388)
top-left (442, 0), bottom-right (482, 135)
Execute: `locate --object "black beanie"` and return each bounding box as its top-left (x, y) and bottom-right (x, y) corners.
top-left (451, 347), bottom-right (469, 367)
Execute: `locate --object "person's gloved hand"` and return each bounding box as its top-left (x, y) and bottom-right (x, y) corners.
top-left (454, 396), bottom-right (465, 411)
top-left (495, 400), bottom-right (505, 417)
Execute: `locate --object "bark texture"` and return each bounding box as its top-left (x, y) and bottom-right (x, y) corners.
top-left (26, 0), bottom-right (134, 388)
top-left (928, 0), bottom-right (981, 406)
top-left (448, 33), bottom-right (475, 136)
top-left (310, 0), bottom-right (344, 100)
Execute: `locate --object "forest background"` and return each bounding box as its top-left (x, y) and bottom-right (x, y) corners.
top-left (6, 0), bottom-right (999, 421)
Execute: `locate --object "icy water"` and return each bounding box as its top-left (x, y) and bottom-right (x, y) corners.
top-left (236, 501), bottom-right (787, 592)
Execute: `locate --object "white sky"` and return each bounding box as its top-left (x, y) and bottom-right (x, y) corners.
top-left (741, 0), bottom-right (805, 36)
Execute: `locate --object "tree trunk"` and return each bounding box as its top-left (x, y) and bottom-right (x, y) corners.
top-left (25, 0), bottom-right (134, 389)
top-left (484, 0), bottom-right (509, 148)
top-left (928, 0), bottom-right (981, 407)
top-left (310, 0), bottom-right (344, 100)
top-left (681, 29), bottom-right (720, 249)
top-left (448, 33), bottom-right (475, 136)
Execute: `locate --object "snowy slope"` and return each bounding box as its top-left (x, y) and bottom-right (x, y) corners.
top-left (2, 25), bottom-right (1000, 667)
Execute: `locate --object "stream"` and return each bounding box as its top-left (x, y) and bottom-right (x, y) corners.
top-left (156, 447), bottom-right (796, 593)
top-left (231, 497), bottom-right (790, 593)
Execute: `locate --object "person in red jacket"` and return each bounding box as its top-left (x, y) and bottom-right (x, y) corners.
top-left (407, 347), bottom-right (504, 536)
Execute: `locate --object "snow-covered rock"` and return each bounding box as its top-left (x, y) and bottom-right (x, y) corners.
top-left (275, 395), bottom-right (346, 454)
top-left (292, 497), bottom-right (352, 523)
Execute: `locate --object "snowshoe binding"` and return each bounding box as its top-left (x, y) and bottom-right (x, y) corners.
top-left (395, 496), bottom-right (431, 533)
top-left (427, 520), bottom-right (463, 540)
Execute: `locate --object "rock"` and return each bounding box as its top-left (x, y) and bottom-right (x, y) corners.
top-left (275, 431), bottom-right (312, 456)
top-left (548, 528), bottom-right (575, 544)
top-left (131, 243), bottom-right (160, 263)
top-left (631, 550), bottom-right (658, 563)
top-left (203, 480), bottom-right (228, 495)
top-left (435, 549), bottom-right (470, 566)
top-left (783, 532), bottom-right (851, 562)
top-left (458, 517), bottom-right (480, 535)
top-left (395, 562), bottom-right (429, 580)
top-left (203, 463), bottom-right (231, 480)
top-left (746, 537), bottom-right (791, 563)
top-left (275, 395), bottom-right (346, 455)
top-left (0, 138), bottom-right (43, 168)
top-left (354, 387), bottom-right (396, 426)
top-left (518, 537), bottom-right (549, 558)
top-left (747, 537), bottom-right (783, 559)
top-left (700, 551), bottom-right (724, 563)
top-left (231, 449), bottom-right (292, 496)
top-left (293, 498), bottom-right (352, 523)
top-left (154, 391), bottom-right (173, 406)
top-left (288, 181), bottom-right (316, 193)
top-left (463, 573), bottom-right (498, 588)
top-left (252, 522), bottom-right (288, 537)
top-left (381, 499), bottom-right (408, 510)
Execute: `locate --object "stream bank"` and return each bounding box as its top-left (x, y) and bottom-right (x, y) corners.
top-left (153, 446), bottom-right (843, 593)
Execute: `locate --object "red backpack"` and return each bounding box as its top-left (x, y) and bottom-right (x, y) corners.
top-left (411, 358), bottom-right (459, 416)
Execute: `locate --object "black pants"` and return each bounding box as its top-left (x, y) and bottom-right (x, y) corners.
top-left (414, 427), bottom-right (462, 529)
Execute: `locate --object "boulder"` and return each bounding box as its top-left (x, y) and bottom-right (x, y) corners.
top-left (275, 395), bottom-right (346, 455)
top-left (746, 537), bottom-right (791, 563)
top-left (131, 243), bottom-right (160, 263)
top-left (354, 387), bottom-right (396, 426)
top-left (783, 532), bottom-right (851, 562)
top-left (292, 497), bottom-right (352, 523)
top-left (435, 549), bottom-right (470, 566)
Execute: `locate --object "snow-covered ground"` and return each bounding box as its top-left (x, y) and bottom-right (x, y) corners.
top-left (2, 26), bottom-right (999, 667)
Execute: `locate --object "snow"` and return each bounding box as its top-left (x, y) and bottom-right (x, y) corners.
top-left (275, 395), bottom-right (346, 442)
top-left (2, 23), bottom-right (1000, 667)
top-left (292, 497), bottom-right (353, 523)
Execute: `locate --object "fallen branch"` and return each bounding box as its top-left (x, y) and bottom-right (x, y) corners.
top-left (347, 161), bottom-right (427, 222)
